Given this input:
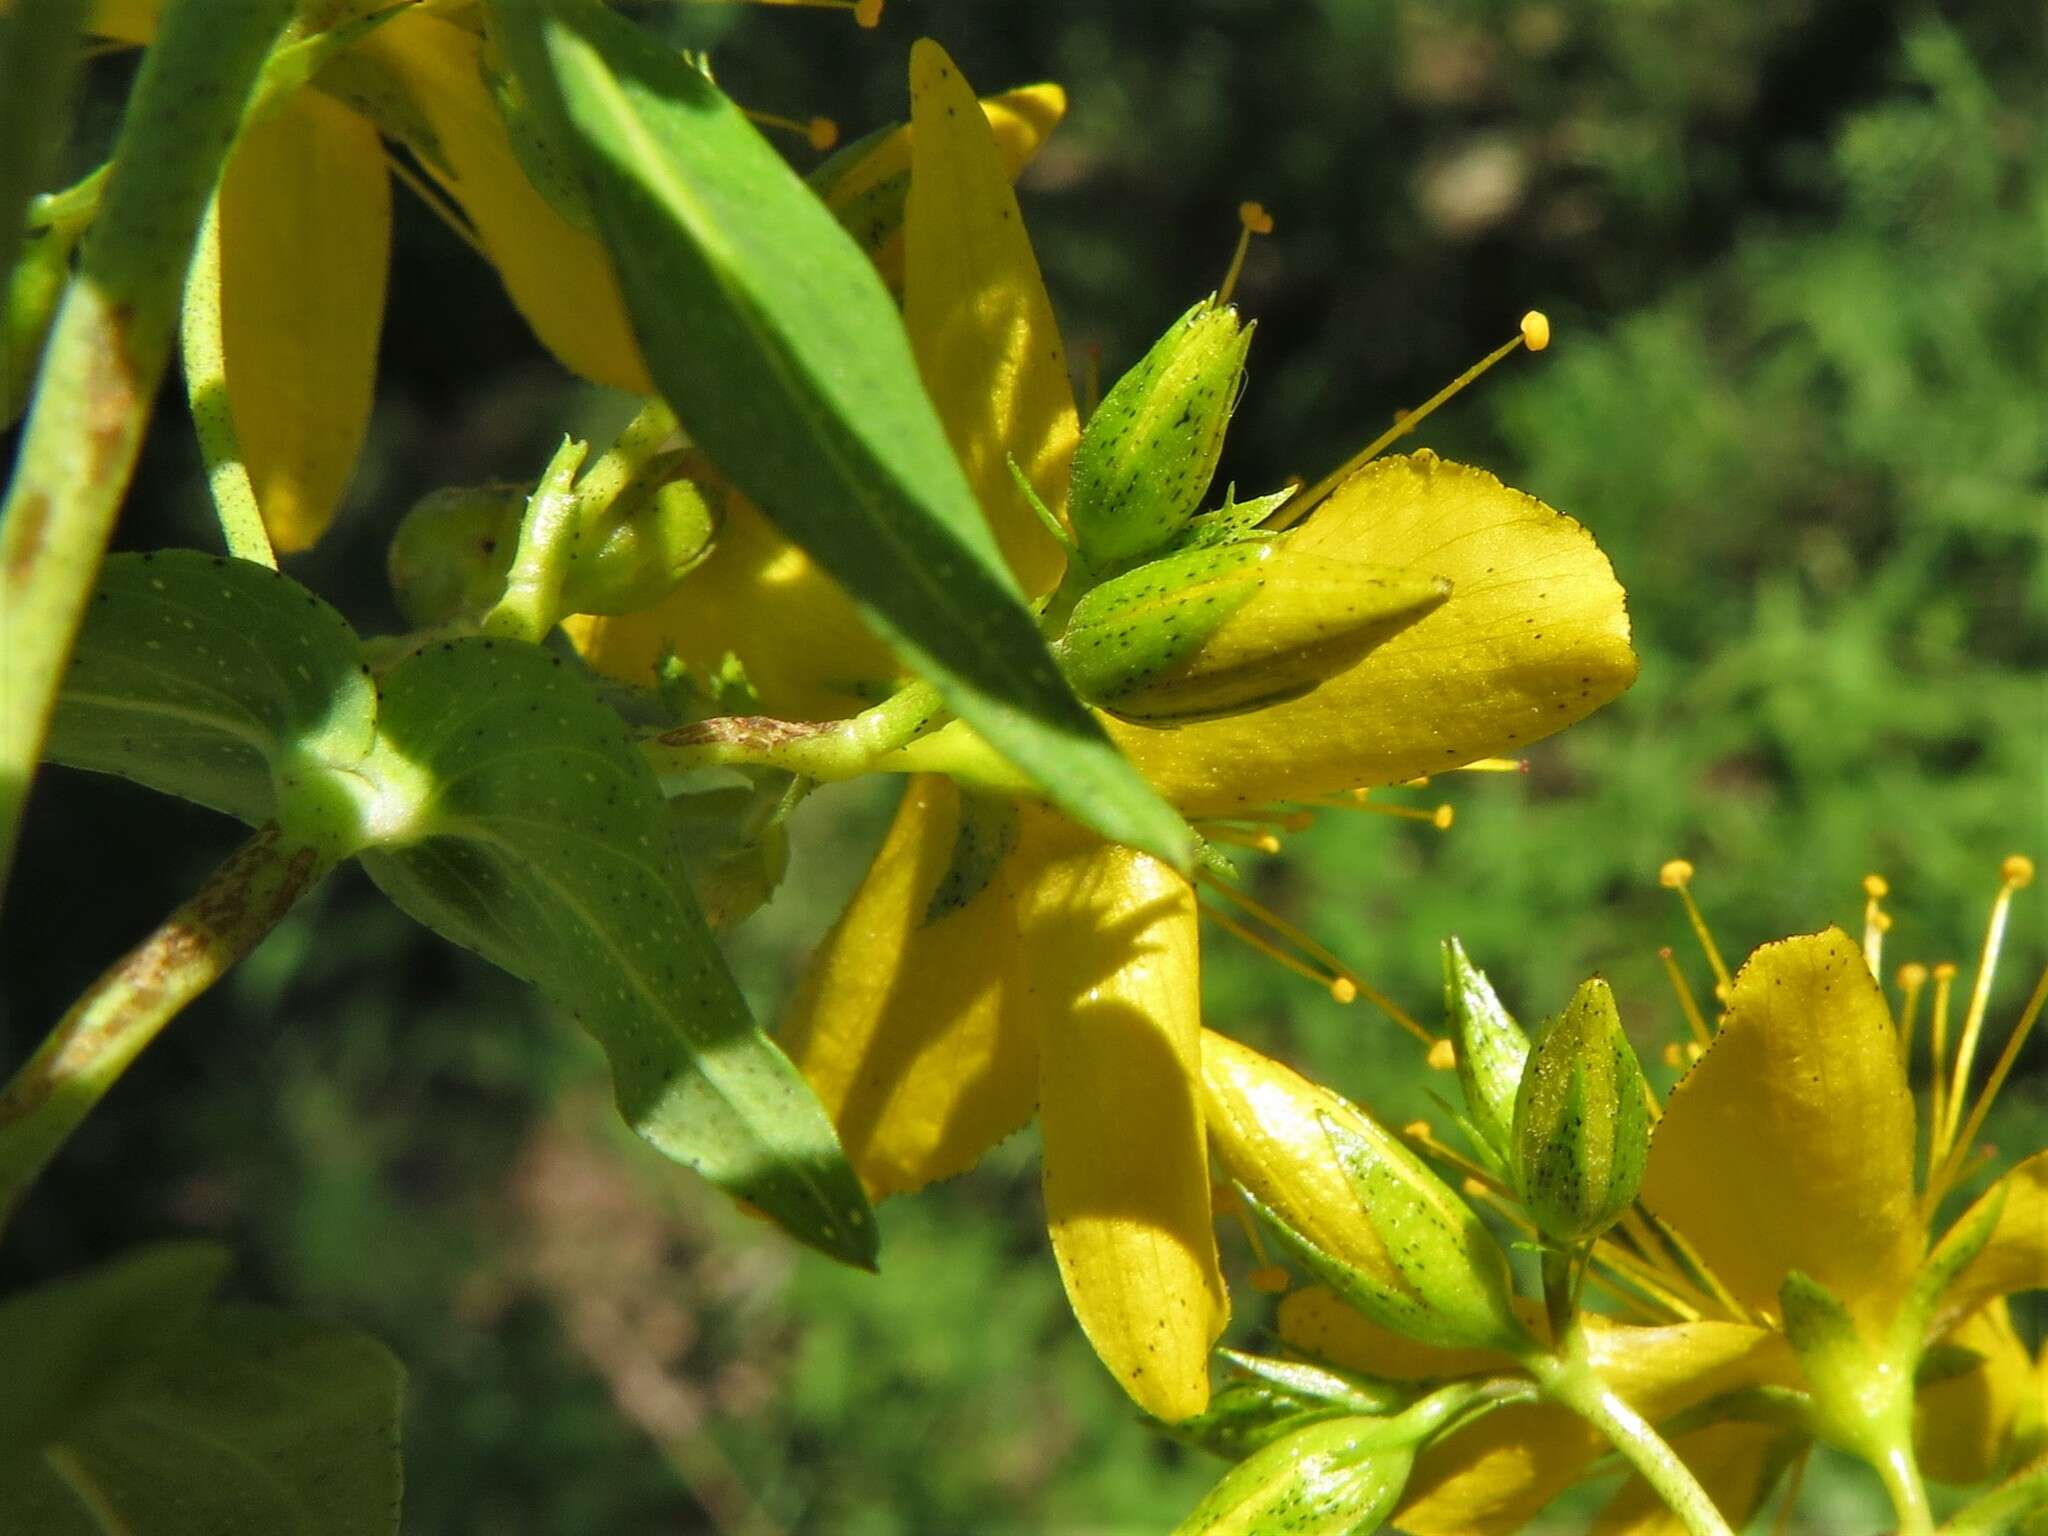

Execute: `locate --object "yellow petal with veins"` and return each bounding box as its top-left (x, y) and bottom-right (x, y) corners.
top-left (359, 11), bottom-right (651, 393)
top-left (216, 89), bottom-right (390, 552)
top-left (570, 481), bottom-right (897, 720)
top-left (905, 40), bottom-right (1076, 599)
top-left (1111, 452), bottom-right (1636, 816)
top-left (1394, 1319), bottom-right (1789, 1536)
top-left (777, 777), bottom-right (1058, 1196)
top-left (1917, 1301), bottom-right (2038, 1484)
top-left (1935, 1151), bottom-right (2048, 1327)
top-left (1641, 929), bottom-right (1923, 1333)
top-left (1035, 835), bottom-right (1226, 1421)
top-left (1592, 1423), bottom-right (1790, 1536)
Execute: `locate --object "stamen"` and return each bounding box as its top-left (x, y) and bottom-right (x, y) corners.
top-left (1202, 823), bottom-right (1283, 855)
top-left (1304, 788), bottom-right (1454, 829)
top-left (1465, 1181), bottom-right (1697, 1324)
top-left (1217, 201), bottom-right (1273, 309)
top-left (1196, 872), bottom-right (1430, 1039)
top-left (1271, 315), bottom-right (1550, 529)
top-left (1862, 873), bottom-right (1892, 979)
top-left (1400, 1121), bottom-right (1501, 1189)
top-left (1925, 962), bottom-right (1958, 1184)
top-left (1639, 1206), bottom-right (1759, 1325)
top-left (744, 109), bottom-right (840, 151)
top-left (1425, 1038), bottom-right (1457, 1071)
top-left (1931, 964), bottom-right (2047, 1202)
top-left (1657, 945), bottom-right (1713, 1048)
top-left (1939, 855), bottom-right (2035, 1157)
top-left (1659, 859), bottom-right (1732, 1003)
top-left (1452, 757), bottom-right (1529, 774)
top-left (1896, 962), bottom-right (1929, 1067)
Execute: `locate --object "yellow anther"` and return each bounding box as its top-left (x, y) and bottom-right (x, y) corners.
top-left (1454, 757), bottom-right (1528, 773)
top-left (1330, 976), bottom-right (1359, 1004)
top-left (1862, 873), bottom-right (1892, 978)
top-left (1659, 859), bottom-right (1694, 889)
top-left (1433, 804), bottom-right (1456, 830)
top-left (854, 0), bottom-right (883, 24)
top-left (1933, 961), bottom-right (1960, 979)
top-left (1661, 1042), bottom-right (1684, 1068)
top-left (1402, 1119), bottom-right (1433, 1139)
top-left (2002, 854), bottom-right (2035, 888)
top-left (1685, 1041), bottom-right (1704, 1063)
top-left (1248, 1264), bottom-right (1292, 1295)
top-left (807, 116), bottom-right (839, 152)
top-left (1218, 200), bottom-right (1274, 307)
top-left (1460, 1176), bottom-right (1490, 1199)
top-left (743, 108), bottom-right (840, 153)
top-left (1426, 1038), bottom-right (1457, 1071)
top-left (1899, 962), bottom-right (1929, 986)
top-left (1519, 310), bottom-right (1551, 352)
top-left (1863, 873), bottom-right (1890, 899)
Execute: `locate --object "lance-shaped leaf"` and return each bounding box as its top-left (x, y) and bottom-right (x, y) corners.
top-left (0, 1244), bottom-right (402, 1536)
top-left (44, 551), bottom-right (375, 849)
top-left (488, 0), bottom-right (1192, 872)
top-left (358, 637), bottom-right (877, 1267)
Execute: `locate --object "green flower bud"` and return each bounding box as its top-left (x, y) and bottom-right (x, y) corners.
top-left (1509, 978), bottom-right (1651, 1246)
top-left (1171, 1416), bottom-right (1413, 1536)
top-left (387, 484), bottom-right (525, 628)
top-left (1204, 1032), bottom-right (1528, 1354)
top-left (1442, 938), bottom-right (1530, 1167)
top-left (559, 462), bottom-right (717, 616)
top-left (1053, 541), bottom-right (1448, 725)
top-left (1069, 299), bottom-right (1254, 566)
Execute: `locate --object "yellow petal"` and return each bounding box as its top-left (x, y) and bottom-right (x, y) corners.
top-left (1939, 1151), bottom-right (2048, 1324)
top-left (1035, 835), bottom-right (1226, 1421)
top-left (1640, 929), bottom-right (1923, 1333)
top-left (777, 777), bottom-right (1056, 1196)
top-left (1591, 1423), bottom-right (1790, 1536)
top-left (1274, 1284), bottom-right (1538, 1383)
top-left (1917, 1301), bottom-right (2038, 1484)
top-left (1111, 452), bottom-right (1637, 815)
top-left (215, 90), bottom-right (390, 552)
top-left (568, 481), bottom-right (897, 720)
top-left (825, 83), bottom-right (1067, 290)
top-left (358, 11), bottom-right (651, 393)
top-left (1393, 1319), bottom-right (1789, 1536)
top-left (905, 40), bottom-right (1076, 599)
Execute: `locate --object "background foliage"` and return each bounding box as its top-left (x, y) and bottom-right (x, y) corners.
top-left (4, 0), bottom-right (2041, 1530)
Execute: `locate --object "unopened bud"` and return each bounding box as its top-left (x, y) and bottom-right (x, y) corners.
top-left (1509, 978), bottom-right (1649, 1246)
top-left (1070, 299), bottom-right (1254, 565)
top-left (560, 463), bottom-right (717, 616)
top-left (1442, 938), bottom-right (1530, 1166)
top-left (1056, 541), bottom-right (1448, 724)
top-left (387, 484), bottom-right (525, 627)
top-left (1170, 1416), bottom-right (1414, 1536)
top-left (1202, 1032), bottom-right (1527, 1353)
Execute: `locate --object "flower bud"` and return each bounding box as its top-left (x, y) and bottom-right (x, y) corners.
top-left (1069, 299), bottom-right (1254, 566)
top-left (1201, 1032), bottom-right (1527, 1354)
top-left (1055, 541), bottom-right (1448, 725)
top-left (1442, 938), bottom-right (1530, 1167)
top-left (1171, 1415), bottom-right (1413, 1536)
top-left (1509, 978), bottom-right (1650, 1246)
top-left (387, 484), bottom-right (525, 628)
top-left (1165, 1351), bottom-right (1409, 1460)
top-left (560, 463), bottom-right (717, 617)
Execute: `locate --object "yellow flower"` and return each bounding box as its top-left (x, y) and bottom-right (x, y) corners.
top-left (1268, 858), bottom-right (2046, 1532)
top-left (92, 0), bottom-right (650, 550)
top-left (579, 40), bottom-right (1637, 1421)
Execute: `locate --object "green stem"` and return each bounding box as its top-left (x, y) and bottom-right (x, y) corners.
top-left (0, 0), bottom-right (296, 901)
top-left (645, 679), bottom-right (954, 783)
top-left (1937, 1453), bottom-right (2048, 1536)
top-left (0, 824), bottom-right (334, 1231)
top-left (573, 397), bottom-right (680, 518)
top-left (1873, 1437), bottom-right (1935, 1536)
top-left (481, 435), bottom-right (590, 644)
top-left (181, 196), bottom-right (276, 567)
top-left (1523, 1343), bottom-right (1735, 1536)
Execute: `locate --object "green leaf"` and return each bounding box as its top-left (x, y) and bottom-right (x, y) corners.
top-left (0, 1247), bottom-right (402, 1536)
top-left (488, 0), bottom-right (1193, 872)
top-left (358, 637), bottom-right (877, 1267)
top-left (45, 552), bottom-right (375, 835)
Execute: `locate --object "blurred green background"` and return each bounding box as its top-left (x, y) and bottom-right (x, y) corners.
top-left (4, 0), bottom-right (2043, 1530)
